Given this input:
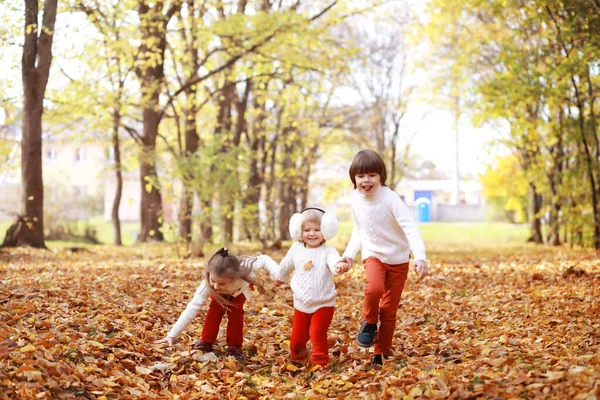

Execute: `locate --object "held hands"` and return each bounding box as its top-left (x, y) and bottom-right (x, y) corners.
top-left (413, 259), bottom-right (428, 282)
top-left (335, 258), bottom-right (352, 274)
top-left (153, 336), bottom-right (177, 346)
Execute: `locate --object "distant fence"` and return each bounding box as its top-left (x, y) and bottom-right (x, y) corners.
top-left (408, 204), bottom-right (485, 222)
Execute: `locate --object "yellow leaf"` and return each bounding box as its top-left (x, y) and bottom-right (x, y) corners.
top-left (545, 371), bottom-right (565, 381)
top-left (20, 344), bottom-right (36, 352)
top-left (285, 364), bottom-right (298, 372)
top-left (135, 366), bottom-right (153, 375)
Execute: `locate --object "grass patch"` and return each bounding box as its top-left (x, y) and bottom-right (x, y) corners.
top-left (419, 222), bottom-right (529, 244)
top-left (0, 217), bottom-right (140, 246)
top-left (331, 220), bottom-right (529, 250)
top-left (1, 217), bottom-right (529, 249)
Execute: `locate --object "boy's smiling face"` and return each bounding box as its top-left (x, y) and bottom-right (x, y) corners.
top-left (355, 173), bottom-right (381, 198)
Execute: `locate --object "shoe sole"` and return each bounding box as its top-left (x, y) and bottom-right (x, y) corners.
top-left (356, 333), bottom-right (377, 348)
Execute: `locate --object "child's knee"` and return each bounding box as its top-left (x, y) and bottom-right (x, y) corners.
top-left (365, 285), bottom-right (385, 298)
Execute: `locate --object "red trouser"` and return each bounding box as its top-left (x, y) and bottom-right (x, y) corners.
top-left (201, 294), bottom-right (246, 347)
top-left (290, 307), bottom-right (335, 366)
top-left (363, 257), bottom-right (409, 356)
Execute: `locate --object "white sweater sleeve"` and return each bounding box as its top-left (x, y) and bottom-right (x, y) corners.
top-left (392, 195), bottom-right (427, 261)
top-left (278, 243), bottom-right (299, 282)
top-left (326, 246), bottom-right (343, 275)
top-left (168, 280), bottom-right (210, 338)
top-left (254, 255), bottom-right (280, 279)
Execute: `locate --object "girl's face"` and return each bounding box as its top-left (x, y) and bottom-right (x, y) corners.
top-left (302, 221), bottom-right (324, 248)
top-left (355, 172), bottom-right (381, 197)
top-left (209, 274), bottom-right (233, 293)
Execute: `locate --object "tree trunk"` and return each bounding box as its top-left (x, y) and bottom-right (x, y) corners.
top-left (243, 95), bottom-right (266, 241)
top-left (527, 183), bottom-right (543, 243)
top-left (178, 88), bottom-right (200, 245)
top-left (111, 109), bottom-right (123, 246)
top-left (547, 196), bottom-right (561, 246)
top-left (6, 0), bottom-right (58, 248)
top-left (278, 139), bottom-right (294, 240)
top-left (215, 81), bottom-right (235, 242)
top-left (138, 108), bottom-right (165, 242)
top-left (547, 107), bottom-right (565, 246)
top-left (135, 2), bottom-right (179, 242)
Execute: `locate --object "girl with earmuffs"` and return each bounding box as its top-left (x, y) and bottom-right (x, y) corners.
top-left (261, 207), bottom-right (350, 368)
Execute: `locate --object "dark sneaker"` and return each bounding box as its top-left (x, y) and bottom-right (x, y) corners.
top-left (226, 346), bottom-right (244, 361)
top-left (193, 339), bottom-right (213, 352)
top-left (371, 354), bottom-right (384, 366)
top-left (357, 321), bottom-right (378, 347)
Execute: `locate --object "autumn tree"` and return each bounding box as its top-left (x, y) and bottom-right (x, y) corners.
top-left (421, 0), bottom-right (600, 248)
top-left (2, 0), bottom-right (58, 248)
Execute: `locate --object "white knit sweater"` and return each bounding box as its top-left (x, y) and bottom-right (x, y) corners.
top-left (266, 242), bottom-right (342, 314)
top-left (167, 256), bottom-right (278, 338)
top-left (342, 186), bottom-right (427, 264)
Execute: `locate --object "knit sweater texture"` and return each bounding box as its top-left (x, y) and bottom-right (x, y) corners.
top-left (275, 242), bottom-right (342, 314)
top-left (167, 257), bottom-right (277, 338)
top-left (342, 186), bottom-right (427, 264)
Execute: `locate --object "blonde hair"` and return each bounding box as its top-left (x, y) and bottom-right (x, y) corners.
top-left (204, 247), bottom-right (265, 309)
top-left (300, 208), bottom-right (324, 230)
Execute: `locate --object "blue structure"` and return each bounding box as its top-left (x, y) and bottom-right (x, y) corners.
top-left (414, 190), bottom-right (433, 223)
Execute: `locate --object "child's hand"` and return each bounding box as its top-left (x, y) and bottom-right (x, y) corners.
top-left (413, 260), bottom-right (428, 281)
top-left (340, 256), bottom-right (353, 267)
top-left (154, 336), bottom-right (176, 346)
top-left (335, 261), bottom-right (350, 273)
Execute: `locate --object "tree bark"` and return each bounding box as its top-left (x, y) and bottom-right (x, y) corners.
top-left (178, 87), bottom-right (200, 245)
top-left (243, 95), bottom-right (266, 241)
top-left (8, 0), bottom-right (58, 248)
top-left (215, 81), bottom-right (235, 242)
top-left (527, 183), bottom-right (543, 244)
top-left (135, 1), bottom-right (180, 242)
top-left (546, 107), bottom-right (565, 246)
top-left (111, 109), bottom-right (123, 246)
top-left (278, 138), bottom-right (294, 240)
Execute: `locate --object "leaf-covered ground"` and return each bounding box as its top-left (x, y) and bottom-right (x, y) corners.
top-left (1, 243), bottom-right (599, 399)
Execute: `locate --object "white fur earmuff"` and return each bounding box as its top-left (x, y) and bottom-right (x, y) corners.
top-left (320, 212), bottom-right (339, 240)
top-left (288, 207), bottom-right (339, 242)
top-left (289, 213), bottom-right (303, 241)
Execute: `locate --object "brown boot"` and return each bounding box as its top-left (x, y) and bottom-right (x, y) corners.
top-left (226, 346), bottom-right (244, 361)
top-left (193, 340), bottom-right (213, 352)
